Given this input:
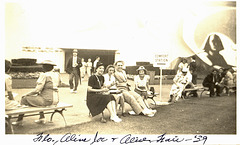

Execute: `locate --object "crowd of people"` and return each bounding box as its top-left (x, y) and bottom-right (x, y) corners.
top-left (5, 49), bottom-right (236, 126)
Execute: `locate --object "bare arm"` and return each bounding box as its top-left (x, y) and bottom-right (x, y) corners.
top-left (87, 86), bottom-right (109, 93)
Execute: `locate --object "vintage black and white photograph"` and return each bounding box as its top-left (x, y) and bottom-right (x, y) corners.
top-left (2, 0), bottom-right (239, 144)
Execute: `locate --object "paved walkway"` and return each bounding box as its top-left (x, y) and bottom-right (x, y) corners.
top-left (9, 74), bottom-right (202, 134)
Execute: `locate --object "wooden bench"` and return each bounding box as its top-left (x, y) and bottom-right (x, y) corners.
top-left (182, 87), bottom-right (209, 99)
top-left (5, 102), bottom-right (73, 134)
top-left (184, 85), bottom-right (237, 98)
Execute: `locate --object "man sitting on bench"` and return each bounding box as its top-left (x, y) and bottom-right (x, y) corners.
top-left (12, 60), bottom-right (59, 126)
top-left (202, 69), bottom-right (221, 97)
top-left (168, 68), bottom-right (192, 103)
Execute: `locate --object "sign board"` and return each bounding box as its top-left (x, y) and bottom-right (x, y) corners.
top-left (153, 54), bottom-right (169, 68)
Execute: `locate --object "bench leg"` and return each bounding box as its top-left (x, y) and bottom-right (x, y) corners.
top-left (50, 109), bottom-right (67, 126)
top-left (143, 98), bottom-right (151, 109)
top-left (5, 116), bottom-right (14, 134)
top-left (146, 95), bottom-right (156, 108)
top-left (151, 97), bottom-right (156, 108)
top-left (200, 89), bottom-right (207, 98)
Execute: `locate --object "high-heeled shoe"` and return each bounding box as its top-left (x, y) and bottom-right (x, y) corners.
top-left (12, 121), bottom-right (23, 126)
top-left (110, 116), bottom-right (122, 123)
top-left (35, 118), bottom-right (46, 124)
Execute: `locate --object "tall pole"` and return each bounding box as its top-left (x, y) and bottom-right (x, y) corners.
top-left (159, 67), bottom-right (162, 102)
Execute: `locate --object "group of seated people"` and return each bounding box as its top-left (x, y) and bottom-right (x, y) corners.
top-left (5, 59), bottom-right (157, 126)
top-left (202, 68), bottom-right (236, 97)
top-left (86, 61), bottom-right (157, 123)
top-left (5, 58), bottom-right (236, 125)
top-left (167, 65), bottom-right (236, 103)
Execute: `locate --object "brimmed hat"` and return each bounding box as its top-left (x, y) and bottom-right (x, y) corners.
top-left (136, 66), bottom-right (147, 71)
top-left (39, 60), bottom-right (56, 66)
top-left (96, 62), bottom-right (104, 69)
top-left (73, 49), bottom-right (78, 53)
top-left (136, 66), bottom-right (147, 74)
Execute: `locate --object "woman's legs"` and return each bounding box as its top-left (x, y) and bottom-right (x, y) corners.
top-left (106, 101), bottom-right (121, 122)
top-left (119, 95), bottom-right (125, 114)
top-left (113, 94), bottom-right (120, 112)
top-left (122, 91), bottom-right (143, 114)
top-left (130, 91), bottom-right (149, 110)
top-left (39, 112), bottom-right (45, 119)
top-left (12, 114), bottom-right (24, 126)
top-left (130, 91), bottom-right (156, 115)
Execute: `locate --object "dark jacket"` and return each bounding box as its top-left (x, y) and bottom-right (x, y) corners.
top-left (202, 73), bottom-right (220, 86)
top-left (66, 57), bottom-right (82, 75)
top-left (189, 61), bottom-right (197, 73)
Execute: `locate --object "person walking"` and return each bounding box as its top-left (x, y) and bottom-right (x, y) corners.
top-left (66, 49), bottom-right (82, 93)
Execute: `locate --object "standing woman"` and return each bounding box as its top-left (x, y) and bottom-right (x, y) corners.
top-left (80, 58), bottom-right (86, 80)
top-left (86, 63), bottom-right (122, 123)
top-left (177, 58), bottom-right (189, 74)
top-left (86, 58), bottom-right (93, 78)
top-left (12, 60), bottom-right (59, 126)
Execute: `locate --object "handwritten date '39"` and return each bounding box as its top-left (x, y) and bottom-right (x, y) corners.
top-left (33, 132), bottom-right (208, 145)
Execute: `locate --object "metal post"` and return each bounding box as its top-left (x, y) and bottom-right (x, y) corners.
top-left (159, 67), bottom-right (162, 102)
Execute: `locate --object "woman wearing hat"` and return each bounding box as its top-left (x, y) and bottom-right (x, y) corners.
top-left (86, 63), bottom-right (122, 123)
top-left (168, 68), bottom-right (192, 103)
top-left (12, 60), bottom-right (59, 126)
top-left (134, 66), bottom-right (151, 108)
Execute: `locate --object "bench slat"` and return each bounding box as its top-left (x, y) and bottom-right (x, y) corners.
top-left (6, 103), bottom-right (73, 116)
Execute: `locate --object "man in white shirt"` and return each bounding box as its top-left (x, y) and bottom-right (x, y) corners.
top-left (66, 49), bottom-right (82, 93)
